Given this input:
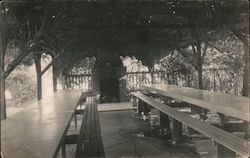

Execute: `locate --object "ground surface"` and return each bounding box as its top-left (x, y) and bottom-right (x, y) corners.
top-left (99, 109), bottom-right (217, 158)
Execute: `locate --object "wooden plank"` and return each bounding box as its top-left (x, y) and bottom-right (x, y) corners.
top-left (131, 92), bottom-right (250, 157)
top-left (76, 96), bottom-right (105, 158)
top-left (142, 84), bottom-right (249, 122)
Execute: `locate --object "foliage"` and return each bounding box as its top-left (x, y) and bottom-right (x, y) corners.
top-left (6, 66), bottom-right (36, 106)
top-left (121, 56), bottom-right (152, 91)
top-left (120, 56), bottom-right (149, 72)
top-left (158, 33), bottom-right (245, 95)
top-left (69, 57), bottom-right (96, 75)
top-left (202, 34), bottom-right (244, 95)
top-left (159, 50), bottom-right (194, 77)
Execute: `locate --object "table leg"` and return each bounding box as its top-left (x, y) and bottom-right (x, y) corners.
top-left (74, 113), bottom-right (77, 129)
top-left (132, 97), bottom-right (137, 107)
top-left (216, 143), bottom-right (235, 158)
top-left (138, 100), bottom-right (144, 115)
top-left (172, 119), bottom-right (182, 141)
top-left (61, 141), bottom-right (66, 158)
top-left (160, 111), bottom-right (170, 130)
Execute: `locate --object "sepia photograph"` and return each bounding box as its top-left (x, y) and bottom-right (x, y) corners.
top-left (0, 0), bottom-right (249, 158)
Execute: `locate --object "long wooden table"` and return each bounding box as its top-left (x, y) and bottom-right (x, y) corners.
top-left (1, 90), bottom-right (82, 158)
top-left (143, 84), bottom-right (250, 122)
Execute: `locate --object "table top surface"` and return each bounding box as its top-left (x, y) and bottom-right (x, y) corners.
top-left (1, 90), bottom-right (82, 158)
top-left (143, 84), bottom-right (249, 122)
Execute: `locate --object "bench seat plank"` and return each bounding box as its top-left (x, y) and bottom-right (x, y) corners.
top-left (76, 96), bottom-right (105, 158)
top-left (131, 92), bottom-right (250, 158)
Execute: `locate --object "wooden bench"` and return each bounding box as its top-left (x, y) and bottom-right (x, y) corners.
top-left (131, 91), bottom-right (250, 158)
top-left (74, 92), bottom-right (94, 128)
top-left (75, 96), bottom-right (105, 158)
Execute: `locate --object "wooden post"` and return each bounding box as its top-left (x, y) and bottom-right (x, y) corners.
top-left (216, 143), bottom-right (235, 158)
top-left (34, 54), bottom-right (42, 100)
top-left (0, 41), bottom-right (6, 120)
top-left (172, 119), bottom-right (183, 141)
top-left (52, 64), bottom-right (57, 92)
top-left (160, 111), bottom-right (170, 129)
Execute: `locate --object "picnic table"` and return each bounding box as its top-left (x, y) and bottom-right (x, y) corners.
top-left (131, 84), bottom-right (250, 158)
top-left (142, 84), bottom-right (249, 122)
top-left (1, 90), bottom-right (82, 158)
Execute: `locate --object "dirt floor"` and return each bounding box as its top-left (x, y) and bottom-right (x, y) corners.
top-left (99, 109), bottom-right (217, 158)
top-left (63, 105), bottom-right (218, 158)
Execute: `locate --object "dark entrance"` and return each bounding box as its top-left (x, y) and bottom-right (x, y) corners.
top-left (100, 78), bottom-right (120, 103)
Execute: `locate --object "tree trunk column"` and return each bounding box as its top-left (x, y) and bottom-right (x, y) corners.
top-left (0, 45), bottom-right (6, 120)
top-left (52, 64), bottom-right (57, 92)
top-left (34, 54), bottom-right (42, 100)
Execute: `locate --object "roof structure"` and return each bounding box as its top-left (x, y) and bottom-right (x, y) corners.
top-left (3, 0), bottom-right (249, 68)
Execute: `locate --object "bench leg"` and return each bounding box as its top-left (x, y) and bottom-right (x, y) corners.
top-left (160, 111), bottom-right (170, 130)
top-left (172, 119), bottom-right (182, 141)
top-left (61, 141), bottom-right (66, 158)
top-left (216, 143), bottom-right (235, 158)
top-left (74, 113), bottom-right (77, 129)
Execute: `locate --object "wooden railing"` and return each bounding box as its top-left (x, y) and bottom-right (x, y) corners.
top-left (64, 74), bottom-right (92, 92)
top-left (124, 71), bottom-right (168, 92)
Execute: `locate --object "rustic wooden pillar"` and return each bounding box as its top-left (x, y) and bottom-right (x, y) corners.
top-left (216, 143), bottom-right (235, 158)
top-left (52, 63), bottom-right (57, 92)
top-left (34, 54), bottom-right (42, 100)
top-left (172, 119), bottom-right (183, 141)
top-left (160, 111), bottom-right (170, 129)
top-left (0, 43), bottom-right (6, 120)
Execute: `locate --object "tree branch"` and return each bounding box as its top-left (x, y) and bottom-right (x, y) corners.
top-left (1, 42), bottom-right (36, 79)
top-left (41, 40), bottom-right (72, 76)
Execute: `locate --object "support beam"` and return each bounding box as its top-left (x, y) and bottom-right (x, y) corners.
top-left (2, 43), bottom-right (35, 79)
top-left (0, 38), bottom-right (7, 120)
top-left (52, 62), bottom-right (57, 92)
top-left (34, 54), bottom-right (42, 100)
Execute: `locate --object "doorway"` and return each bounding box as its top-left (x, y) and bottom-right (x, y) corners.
top-left (100, 78), bottom-right (120, 103)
